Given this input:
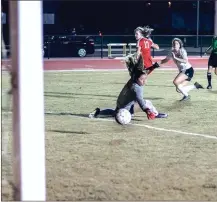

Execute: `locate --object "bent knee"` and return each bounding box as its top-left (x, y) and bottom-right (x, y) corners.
top-left (173, 79), bottom-right (178, 86)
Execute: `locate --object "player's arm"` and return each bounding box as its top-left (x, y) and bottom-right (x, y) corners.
top-left (160, 55), bottom-right (171, 64)
top-left (151, 43), bottom-right (159, 50)
top-left (136, 45), bottom-right (142, 60)
top-left (172, 50), bottom-right (188, 63)
top-left (134, 85), bottom-right (155, 120)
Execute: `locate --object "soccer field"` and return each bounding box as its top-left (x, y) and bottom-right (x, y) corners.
top-left (2, 69), bottom-right (217, 200)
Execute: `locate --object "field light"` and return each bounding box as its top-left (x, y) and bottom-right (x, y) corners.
top-left (168, 1), bottom-right (171, 7)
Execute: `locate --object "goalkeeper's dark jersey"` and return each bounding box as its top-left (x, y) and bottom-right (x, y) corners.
top-left (211, 37), bottom-right (217, 54)
top-left (116, 79), bottom-right (147, 112)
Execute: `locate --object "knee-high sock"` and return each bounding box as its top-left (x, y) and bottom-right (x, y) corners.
top-left (182, 85), bottom-right (196, 93)
top-left (177, 84), bottom-right (188, 96)
top-left (207, 72), bottom-right (212, 86)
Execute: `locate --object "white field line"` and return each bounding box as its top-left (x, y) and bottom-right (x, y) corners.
top-left (1, 56), bottom-right (209, 62)
top-left (2, 107), bottom-right (216, 140)
top-left (43, 67), bottom-right (207, 73)
top-left (1, 66), bottom-right (207, 73)
top-left (3, 111), bottom-right (216, 140)
top-left (90, 117), bottom-right (217, 140)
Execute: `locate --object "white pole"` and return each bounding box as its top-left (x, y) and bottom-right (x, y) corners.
top-left (9, 1), bottom-right (46, 201)
top-left (196, 0), bottom-right (200, 47)
top-left (215, 0), bottom-right (217, 35)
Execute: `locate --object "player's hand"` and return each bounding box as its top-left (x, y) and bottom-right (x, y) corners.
top-left (144, 109), bottom-right (156, 120)
top-left (153, 62), bottom-right (160, 69)
top-left (171, 52), bottom-right (176, 59)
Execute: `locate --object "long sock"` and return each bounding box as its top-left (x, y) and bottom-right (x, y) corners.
top-left (129, 105), bottom-right (134, 115)
top-left (99, 108), bottom-right (115, 117)
top-left (182, 85), bottom-right (196, 93)
top-left (207, 72), bottom-right (212, 86)
top-left (177, 84), bottom-right (188, 96)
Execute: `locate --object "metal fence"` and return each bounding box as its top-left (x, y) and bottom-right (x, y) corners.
top-left (4, 35), bottom-right (214, 59)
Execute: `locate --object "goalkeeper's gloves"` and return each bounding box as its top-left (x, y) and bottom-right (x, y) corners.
top-left (144, 108), bottom-right (156, 120)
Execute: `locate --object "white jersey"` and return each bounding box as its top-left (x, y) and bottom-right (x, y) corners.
top-left (166, 48), bottom-right (192, 72)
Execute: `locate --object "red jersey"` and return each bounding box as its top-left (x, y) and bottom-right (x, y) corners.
top-left (137, 37), bottom-right (153, 68)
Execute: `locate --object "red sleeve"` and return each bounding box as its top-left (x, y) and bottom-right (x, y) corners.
top-left (137, 38), bottom-right (143, 48)
top-left (148, 38), bottom-right (153, 46)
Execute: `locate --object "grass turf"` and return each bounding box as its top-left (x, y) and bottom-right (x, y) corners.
top-left (1, 69), bottom-right (217, 200)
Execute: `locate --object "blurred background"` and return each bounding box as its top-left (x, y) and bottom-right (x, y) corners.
top-left (1, 0), bottom-right (216, 58)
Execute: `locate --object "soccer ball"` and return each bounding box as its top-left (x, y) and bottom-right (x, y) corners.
top-left (115, 108), bottom-right (132, 125)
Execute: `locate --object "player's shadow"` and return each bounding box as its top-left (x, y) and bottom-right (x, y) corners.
top-left (131, 118), bottom-right (144, 122)
top-left (45, 111), bottom-right (113, 119)
top-left (146, 84), bottom-right (174, 88)
top-left (161, 100), bottom-right (192, 111)
top-left (45, 111), bottom-right (88, 118)
top-left (208, 90), bottom-right (217, 94)
top-left (44, 91), bottom-right (163, 100)
top-left (44, 93), bottom-right (116, 101)
top-left (49, 129), bottom-right (90, 135)
top-left (44, 91), bottom-right (117, 98)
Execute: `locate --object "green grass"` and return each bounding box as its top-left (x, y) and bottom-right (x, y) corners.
top-left (1, 69), bottom-right (217, 201)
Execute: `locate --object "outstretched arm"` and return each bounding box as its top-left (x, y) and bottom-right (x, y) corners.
top-left (151, 43), bottom-right (159, 50)
top-left (136, 46), bottom-right (142, 60)
top-left (160, 55), bottom-right (171, 64)
top-left (134, 85), bottom-right (155, 120)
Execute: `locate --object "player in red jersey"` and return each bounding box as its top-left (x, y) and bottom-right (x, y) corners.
top-left (134, 26), bottom-right (160, 75)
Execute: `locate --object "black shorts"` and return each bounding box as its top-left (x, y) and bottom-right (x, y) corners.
top-left (208, 52), bottom-right (217, 67)
top-left (181, 67), bottom-right (194, 81)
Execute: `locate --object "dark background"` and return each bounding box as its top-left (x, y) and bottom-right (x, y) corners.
top-left (1, 0), bottom-right (215, 44)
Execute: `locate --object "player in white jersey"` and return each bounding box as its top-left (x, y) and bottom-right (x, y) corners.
top-left (159, 38), bottom-right (204, 101)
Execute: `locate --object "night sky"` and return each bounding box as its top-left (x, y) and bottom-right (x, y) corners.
top-left (2, 0), bottom-right (215, 36)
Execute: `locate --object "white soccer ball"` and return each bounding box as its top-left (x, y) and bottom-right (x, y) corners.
top-left (115, 108), bottom-right (132, 125)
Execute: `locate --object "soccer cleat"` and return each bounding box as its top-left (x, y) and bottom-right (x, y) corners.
top-left (207, 85), bottom-right (212, 89)
top-left (88, 108), bottom-right (100, 118)
top-left (180, 95), bottom-right (191, 101)
top-left (194, 82), bottom-right (204, 89)
top-left (155, 113), bottom-right (168, 118)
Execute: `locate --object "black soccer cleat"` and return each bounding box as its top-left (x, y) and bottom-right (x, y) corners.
top-left (155, 113), bottom-right (168, 118)
top-left (194, 82), bottom-right (204, 89)
top-left (207, 85), bottom-right (212, 89)
top-left (88, 108), bottom-right (100, 118)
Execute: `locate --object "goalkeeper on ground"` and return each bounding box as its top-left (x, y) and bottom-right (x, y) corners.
top-left (89, 70), bottom-right (168, 120)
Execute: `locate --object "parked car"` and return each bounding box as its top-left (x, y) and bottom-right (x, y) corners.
top-left (44, 35), bottom-right (95, 58)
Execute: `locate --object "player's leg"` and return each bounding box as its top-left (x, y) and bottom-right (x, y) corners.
top-left (214, 67), bottom-right (217, 75)
top-left (173, 72), bottom-right (195, 101)
top-left (89, 107), bottom-right (116, 118)
top-left (207, 54), bottom-right (213, 89)
top-left (173, 72), bottom-right (191, 101)
top-left (174, 68), bottom-right (203, 101)
top-left (207, 65), bottom-right (213, 89)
